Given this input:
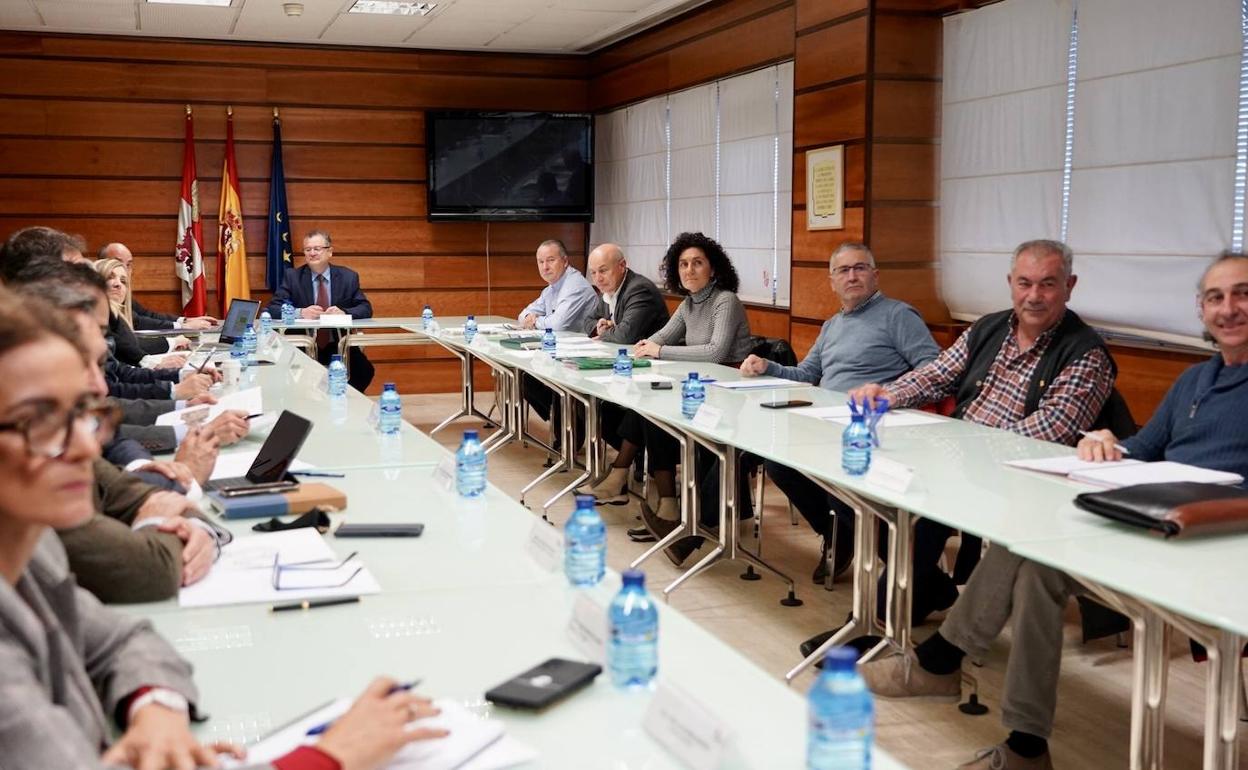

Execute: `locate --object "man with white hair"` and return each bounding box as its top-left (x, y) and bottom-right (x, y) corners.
top-left (581, 242), bottom-right (668, 344)
top-left (853, 239), bottom-right (1126, 770)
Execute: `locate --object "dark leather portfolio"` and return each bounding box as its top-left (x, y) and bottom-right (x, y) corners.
top-left (1074, 482), bottom-right (1248, 539)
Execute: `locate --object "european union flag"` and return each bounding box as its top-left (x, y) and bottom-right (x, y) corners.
top-left (266, 115), bottom-right (292, 291)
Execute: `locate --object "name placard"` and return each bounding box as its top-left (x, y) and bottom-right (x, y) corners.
top-left (432, 457), bottom-right (456, 493)
top-left (566, 592), bottom-right (608, 665)
top-left (525, 519), bottom-right (564, 573)
top-left (643, 681), bottom-right (734, 770)
top-left (691, 404), bottom-right (724, 430)
top-left (865, 455), bottom-right (915, 494)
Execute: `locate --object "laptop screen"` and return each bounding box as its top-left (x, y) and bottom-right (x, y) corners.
top-left (220, 299), bottom-right (261, 343)
top-left (246, 411), bottom-right (313, 483)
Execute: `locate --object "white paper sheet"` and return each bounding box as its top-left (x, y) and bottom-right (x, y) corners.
top-left (1004, 456), bottom-right (1142, 476)
top-left (156, 387), bottom-right (263, 427)
top-left (208, 450), bottom-right (312, 481)
top-left (317, 314), bottom-right (353, 327)
top-left (1069, 461), bottom-right (1244, 489)
top-left (708, 377), bottom-right (806, 390)
top-left (178, 529), bottom-right (380, 609)
top-left (226, 697), bottom-right (524, 770)
top-left (585, 373), bottom-right (673, 384)
top-left (790, 405), bottom-right (945, 427)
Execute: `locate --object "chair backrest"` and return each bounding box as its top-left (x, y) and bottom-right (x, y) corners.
top-left (750, 336), bottom-right (798, 367)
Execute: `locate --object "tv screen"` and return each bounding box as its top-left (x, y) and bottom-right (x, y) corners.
top-left (427, 111), bottom-right (593, 222)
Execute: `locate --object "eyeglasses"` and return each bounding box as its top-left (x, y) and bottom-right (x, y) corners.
top-left (303, 245), bottom-right (330, 254)
top-left (830, 263), bottom-right (874, 277)
top-left (271, 551), bottom-right (362, 591)
top-left (0, 397), bottom-right (119, 459)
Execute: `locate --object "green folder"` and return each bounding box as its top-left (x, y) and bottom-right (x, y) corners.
top-left (567, 357), bottom-right (652, 370)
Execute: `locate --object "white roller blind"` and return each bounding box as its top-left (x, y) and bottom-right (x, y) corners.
top-left (1065, 0), bottom-right (1239, 344)
top-left (941, 0), bottom-right (1073, 320)
top-left (592, 63), bottom-right (794, 306)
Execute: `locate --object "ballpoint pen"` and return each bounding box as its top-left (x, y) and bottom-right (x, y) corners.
top-left (305, 679), bottom-right (423, 736)
top-left (291, 471), bottom-right (346, 478)
top-left (1078, 430), bottom-right (1132, 455)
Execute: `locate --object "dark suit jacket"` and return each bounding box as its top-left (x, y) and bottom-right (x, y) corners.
top-left (582, 269), bottom-right (671, 345)
top-left (265, 263), bottom-right (373, 319)
top-left (131, 298), bottom-right (178, 331)
top-left (266, 263), bottom-right (376, 391)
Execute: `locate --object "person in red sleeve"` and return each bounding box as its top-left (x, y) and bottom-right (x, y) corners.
top-left (0, 288), bottom-right (447, 770)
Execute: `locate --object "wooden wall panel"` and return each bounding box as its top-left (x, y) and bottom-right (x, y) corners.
top-left (871, 143), bottom-right (937, 200)
top-left (793, 81), bottom-right (868, 148)
top-left (873, 15), bottom-right (942, 77)
top-left (790, 319), bottom-right (822, 359)
top-left (794, 15), bottom-right (868, 89)
top-left (0, 31), bottom-right (588, 395)
top-left (872, 80), bottom-right (940, 139)
top-left (796, 0), bottom-right (868, 29)
top-left (792, 208), bottom-right (866, 259)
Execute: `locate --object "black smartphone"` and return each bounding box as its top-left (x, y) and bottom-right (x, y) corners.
top-left (335, 523), bottom-right (424, 538)
top-left (760, 399), bottom-right (813, 409)
top-left (484, 658), bottom-right (602, 710)
top-left (650, 381), bottom-right (674, 390)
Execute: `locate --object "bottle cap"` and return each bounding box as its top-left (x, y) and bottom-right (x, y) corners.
top-left (463, 429), bottom-right (479, 440)
top-left (467, 314), bottom-right (475, 320)
top-left (621, 569), bottom-right (645, 588)
top-left (687, 372), bottom-right (699, 380)
top-left (575, 493), bottom-right (596, 508)
top-left (546, 327), bottom-right (553, 333)
top-left (330, 354), bottom-right (342, 362)
top-left (383, 382), bottom-right (396, 390)
top-left (821, 646), bottom-right (859, 672)
top-left (619, 348), bottom-right (628, 355)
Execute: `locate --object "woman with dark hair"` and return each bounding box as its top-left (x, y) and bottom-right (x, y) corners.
top-left (583, 233), bottom-right (753, 566)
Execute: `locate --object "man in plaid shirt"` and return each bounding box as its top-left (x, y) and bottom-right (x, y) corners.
top-left (853, 240), bottom-right (1116, 770)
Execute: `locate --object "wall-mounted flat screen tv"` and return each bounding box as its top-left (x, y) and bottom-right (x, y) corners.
top-left (426, 111), bottom-right (594, 222)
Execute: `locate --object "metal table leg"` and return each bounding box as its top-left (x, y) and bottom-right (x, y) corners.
top-left (542, 387), bottom-right (593, 518)
top-left (786, 483), bottom-right (886, 682)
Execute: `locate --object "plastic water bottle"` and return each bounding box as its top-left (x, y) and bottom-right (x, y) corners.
top-left (613, 348), bottom-right (633, 378)
top-left (455, 429), bottom-right (487, 498)
top-left (230, 335), bottom-right (247, 370)
top-left (608, 569), bottom-right (658, 690)
top-left (464, 314), bottom-right (478, 343)
top-left (327, 354), bottom-right (348, 398)
top-left (564, 494), bottom-right (606, 587)
top-left (542, 327), bottom-right (557, 357)
top-left (281, 301), bottom-right (296, 325)
top-left (379, 382), bottom-right (402, 435)
top-left (422, 304), bottom-right (433, 331)
top-left (842, 409), bottom-right (871, 476)
top-left (243, 323), bottom-right (258, 357)
top-left (807, 647), bottom-right (874, 770)
top-left (681, 372), bottom-right (704, 419)
top-left (259, 310), bottom-right (272, 339)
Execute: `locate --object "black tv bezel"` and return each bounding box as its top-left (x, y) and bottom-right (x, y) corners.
top-left (425, 110), bottom-right (595, 223)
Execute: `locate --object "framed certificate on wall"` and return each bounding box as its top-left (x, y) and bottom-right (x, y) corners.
top-left (806, 145), bottom-right (844, 231)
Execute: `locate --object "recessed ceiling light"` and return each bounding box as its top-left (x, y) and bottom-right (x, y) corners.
top-left (349, 1), bottom-right (437, 16)
top-left (146, 0), bottom-right (233, 6)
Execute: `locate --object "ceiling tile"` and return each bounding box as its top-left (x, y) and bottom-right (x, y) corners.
top-left (554, 0), bottom-right (656, 11)
top-left (232, 0), bottom-right (340, 42)
top-left (138, 3), bottom-right (237, 36)
top-left (319, 8), bottom-right (435, 44)
top-left (0, 1), bottom-right (42, 27)
top-left (34, 0), bottom-right (136, 30)
top-left (432, 0), bottom-right (540, 24)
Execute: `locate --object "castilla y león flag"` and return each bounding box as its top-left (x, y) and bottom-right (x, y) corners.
top-left (174, 109), bottom-right (207, 317)
top-left (216, 110), bottom-right (250, 312)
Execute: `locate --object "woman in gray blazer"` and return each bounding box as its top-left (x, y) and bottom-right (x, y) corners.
top-left (0, 289), bottom-right (444, 770)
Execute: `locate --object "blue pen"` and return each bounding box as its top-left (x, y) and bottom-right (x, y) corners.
top-left (305, 680), bottom-right (421, 736)
top-left (291, 471), bottom-right (347, 478)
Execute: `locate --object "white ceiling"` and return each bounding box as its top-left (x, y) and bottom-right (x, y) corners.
top-left (0, 0), bottom-right (714, 53)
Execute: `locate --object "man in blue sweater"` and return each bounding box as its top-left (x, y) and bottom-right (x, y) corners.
top-left (739, 242), bottom-right (940, 587)
top-left (861, 252), bottom-right (1248, 770)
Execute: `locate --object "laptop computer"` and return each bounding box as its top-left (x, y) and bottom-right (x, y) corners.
top-left (198, 298), bottom-right (262, 351)
top-left (205, 410), bottom-right (312, 497)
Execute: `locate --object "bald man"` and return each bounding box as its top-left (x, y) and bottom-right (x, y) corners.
top-left (98, 242), bottom-right (216, 331)
top-left (581, 243), bottom-right (669, 344)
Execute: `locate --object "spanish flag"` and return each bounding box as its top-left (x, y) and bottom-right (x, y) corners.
top-left (216, 108), bottom-right (249, 312)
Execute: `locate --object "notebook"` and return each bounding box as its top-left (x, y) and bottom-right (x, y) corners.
top-left (1068, 461), bottom-right (1244, 489)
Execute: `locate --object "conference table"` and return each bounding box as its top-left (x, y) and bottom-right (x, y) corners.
top-left (140, 334), bottom-right (913, 770)
top-left (387, 321), bottom-right (1245, 770)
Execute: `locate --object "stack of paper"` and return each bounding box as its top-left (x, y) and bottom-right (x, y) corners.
top-left (708, 377), bottom-right (806, 391)
top-left (208, 450), bottom-right (312, 481)
top-left (229, 698), bottom-right (535, 770)
top-left (156, 387), bottom-right (263, 427)
top-left (1004, 456), bottom-right (1244, 488)
top-left (586, 373), bottom-right (673, 384)
top-left (178, 529), bottom-right (380, 609)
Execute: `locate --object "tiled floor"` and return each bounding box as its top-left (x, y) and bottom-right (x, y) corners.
top-left (403, 392), bottom-right (1244, 769)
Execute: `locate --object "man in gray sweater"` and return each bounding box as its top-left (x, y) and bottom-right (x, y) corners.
top-left (740, 242), bottom-right (939, 586)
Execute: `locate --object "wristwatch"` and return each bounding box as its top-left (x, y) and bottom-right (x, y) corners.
top-left (128, 688), bottom-right (190, 722)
